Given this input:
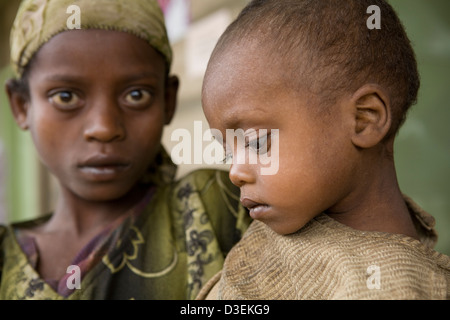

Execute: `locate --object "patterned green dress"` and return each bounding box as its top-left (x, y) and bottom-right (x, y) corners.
top-left (0, 148), bottom-right (251, 300)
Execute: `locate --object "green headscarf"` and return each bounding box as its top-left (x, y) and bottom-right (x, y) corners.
top-left (10, 0), bottom-right (172, 78)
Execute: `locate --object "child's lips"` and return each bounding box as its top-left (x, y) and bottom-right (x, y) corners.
top-left (241, 198), bottom-right (270, 220)
top-left (78, 154), bottom-right (131, 181)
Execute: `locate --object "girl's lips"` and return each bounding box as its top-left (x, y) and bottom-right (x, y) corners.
top-left (78, 164), bottom-right (130, 181)
top-left (78, 154), bottom-right (131, 181)
top-left (79, 154), bottom-right (130, 167)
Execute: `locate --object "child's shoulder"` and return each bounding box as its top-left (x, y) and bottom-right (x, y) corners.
top-left (8, 214), bottom-right (52, 229)
top-left (0, 214), bottom-right (51, 237)
top-left (220, 214), bottom-right (450, 299)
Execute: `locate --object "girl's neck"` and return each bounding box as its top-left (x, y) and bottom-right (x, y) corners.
top-left (47, 183), bottom-right (149, 237)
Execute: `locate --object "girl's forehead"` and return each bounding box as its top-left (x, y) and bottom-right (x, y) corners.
top-left (29, 30), bottom-right (167, 82)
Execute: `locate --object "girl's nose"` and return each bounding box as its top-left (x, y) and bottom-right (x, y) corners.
top-left (83, 103), bottom-right (125, 143)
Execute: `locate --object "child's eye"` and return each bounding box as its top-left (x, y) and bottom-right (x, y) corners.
top-left (124, 89), bottom-right (153, 108)
top-left (49, 91), bottom-right (83, 111)
top-left (219, 141), bottom-right (233, 164)
top-left (222, 151), bottom-right (233, 164)
top-left (246, 133), bottom-right (270, 155)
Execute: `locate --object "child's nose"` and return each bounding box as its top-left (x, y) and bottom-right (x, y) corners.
top-left (229, 162), bottom-right (255, 188)
top-left (83, 103), bottom-right (125, 143)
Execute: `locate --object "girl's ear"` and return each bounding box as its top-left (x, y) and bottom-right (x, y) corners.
top-left (5, 79), bottom-right (30, 130)
top-left (164, 75), bottom-right (179, 125)
top-left (350, 84), bottom-right (392, 149)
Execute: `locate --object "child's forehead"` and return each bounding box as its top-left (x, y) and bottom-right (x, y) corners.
top-left (11, 0), bottom-right (171, 78)
top-left (206, 40), bottom-right (307, 95)
top-left (204, 41), bottom-right (332, 128)
top-left (206, 30), bottom-right (344, 112)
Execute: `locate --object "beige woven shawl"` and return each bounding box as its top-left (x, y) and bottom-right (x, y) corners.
top-left (198, 197), bottom-right (450, 300)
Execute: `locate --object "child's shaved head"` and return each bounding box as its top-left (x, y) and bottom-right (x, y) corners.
top-left (207, 0), bottom-right (420, 139)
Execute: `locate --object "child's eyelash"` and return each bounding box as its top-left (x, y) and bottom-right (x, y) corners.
top-left (246, 133), bottom-right (271, 153)
top-left (221, 132), bottom-right (272, 164)
top-left (222, 152), bottom-right (233, 164)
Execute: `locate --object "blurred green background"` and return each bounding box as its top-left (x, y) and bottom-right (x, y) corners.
top-left (392, 0), bottom-right (450, 255)
top-left (0, 0), bottom-right (449, 255)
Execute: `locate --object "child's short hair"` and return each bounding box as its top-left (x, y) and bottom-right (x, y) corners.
top-left (209, 0), bottom-right (420, 138)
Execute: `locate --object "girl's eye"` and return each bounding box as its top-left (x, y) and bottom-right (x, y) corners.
top-left (124, 89), bottom-right (153, 108)
top-left (247, 133), bottom-right (270, 155)
top-left (49, 91), bottom-right (83, 110)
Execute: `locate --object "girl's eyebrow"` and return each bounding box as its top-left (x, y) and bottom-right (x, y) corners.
top-left (42, 71), bottom-right (161, 84)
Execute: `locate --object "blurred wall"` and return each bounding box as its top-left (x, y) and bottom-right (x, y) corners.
top-left (0, 0), bottom-right (449, 255)
top-left (0, 0), bottom-right (42, 224)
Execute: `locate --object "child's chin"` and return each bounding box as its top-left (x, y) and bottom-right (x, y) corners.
top-left (265, 220), bottom-right (305, 236)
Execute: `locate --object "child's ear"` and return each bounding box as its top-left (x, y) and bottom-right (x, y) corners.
top-left (164, 75), bottom-right (179, 125)
top-left (350, 84), bottom-right (391, 149)
top-left (5, 79), bottom-right (30, 130)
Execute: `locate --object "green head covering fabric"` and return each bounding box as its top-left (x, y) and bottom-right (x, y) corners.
top-left (10, 0), bottom-right (172, 78)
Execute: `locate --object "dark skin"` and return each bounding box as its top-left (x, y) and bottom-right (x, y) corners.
top-left (202, 43), bottom-right (419, 239)
top-left (5, 30), bottom-right (179, 280)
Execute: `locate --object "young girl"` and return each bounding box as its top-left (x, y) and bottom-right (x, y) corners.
top-left (0, 0), bottom-right (250, 300)
top-left (198, 0), bottom-right (450, 299)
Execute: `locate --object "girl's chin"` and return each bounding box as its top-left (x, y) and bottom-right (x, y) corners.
top-left (66, 183), bottom-right (138, 203)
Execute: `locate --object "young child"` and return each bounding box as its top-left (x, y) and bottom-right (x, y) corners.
top-left (197, 0), bottom-right (450, 299)
top-left (0, 0), bottom-right (251, 300)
